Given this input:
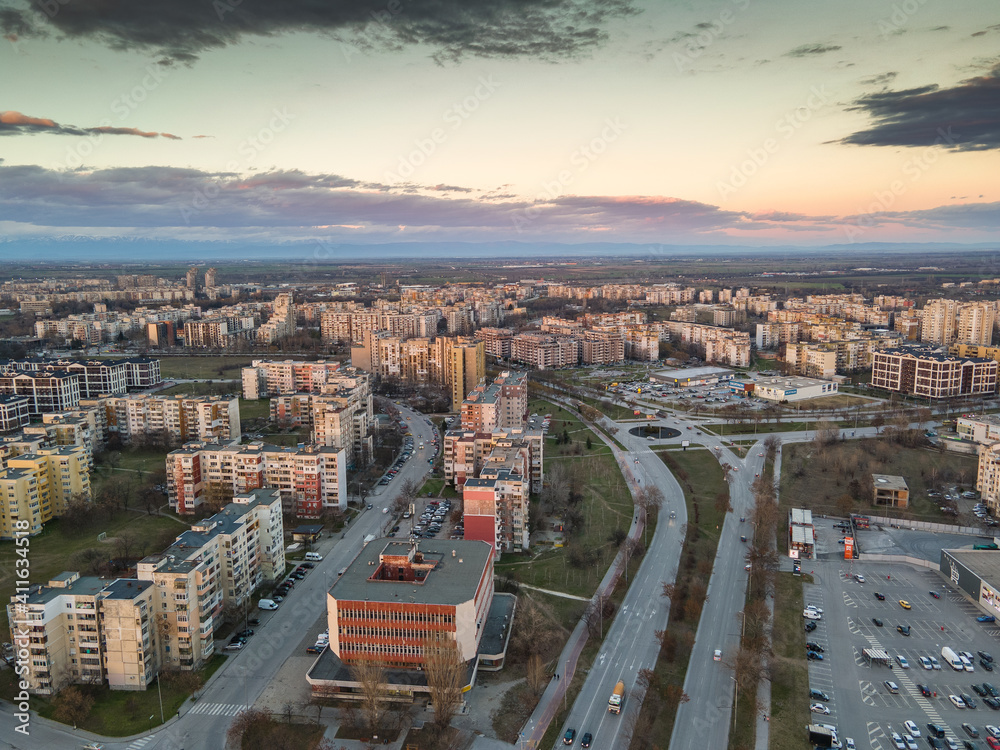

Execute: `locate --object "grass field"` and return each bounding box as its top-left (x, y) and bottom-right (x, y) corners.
top-left (0, 513), bottom-right (183, 642)
top-left (157, 381), bottom-right (240, 397)
top-left (780, 439), bottom-right (978, 522)
top-left (157, 356), bottom-right (255, 380)
top-left (240, 397), bottom-right (271, 421)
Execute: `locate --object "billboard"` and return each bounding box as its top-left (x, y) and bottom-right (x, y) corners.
top-left (844, 536), bottom-right (854, 559)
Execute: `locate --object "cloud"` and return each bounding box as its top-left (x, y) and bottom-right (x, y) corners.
top-left (837, 63), bottom-right (1000, 150)
top-left (0, 0), bottom-right (638, 65)
top-left (859, 72), bottom-right (898, 86)
top-left (785, 43), bottom-right (842, 58)
top-left (0, 110), bottom-right (182, 139)
top-left (0, 164), bottom-right (996, 245)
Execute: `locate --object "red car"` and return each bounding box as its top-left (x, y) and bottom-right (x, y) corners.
top-left (986, 736), bottom-right (1000, 750)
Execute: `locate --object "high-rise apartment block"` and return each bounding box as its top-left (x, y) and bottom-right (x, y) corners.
top-left (166, 441), bottom-right (346, 516)
top-left (460, 371), bottom-right (528, 432)
top-left (0, 445), bottom-right (91, 540)
top-left (96, 394), bottom-right (241, 445)
top-left (872, 347), bottom-right (997, 399)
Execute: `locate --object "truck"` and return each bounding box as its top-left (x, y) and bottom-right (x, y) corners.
top-left (942, 646), bottom-right (964, 671)
top-left (363, 534), bottom-right (376, 546)
top-left (608, 680), bottom-right (625, 714)
top-left (808, 724), bottom-right (836, 748)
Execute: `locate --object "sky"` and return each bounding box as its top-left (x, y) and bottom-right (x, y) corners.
top-left (1, 0), bottom-right (999, 251)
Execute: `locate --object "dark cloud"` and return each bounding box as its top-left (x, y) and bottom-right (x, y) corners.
top-left (838, 63), bottom-right (1000, 150)
top-left (0, 0), bottom-right (638, 65)
top-left (859, 72), bottom-right (898, 86)
top-left (0, 111), bottom-right (182, 139)
top-left (971, 24), bottom-right (1000, 37)
top-left (785, 43), bottom-right (842, 57)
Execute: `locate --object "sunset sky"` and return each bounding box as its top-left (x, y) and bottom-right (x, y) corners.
top-left (1, 0), bottom-right (999, 250)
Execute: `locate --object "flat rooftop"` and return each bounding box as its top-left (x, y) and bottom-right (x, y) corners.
top-left (946, 549), bottom-right (1000, 582)
top-left (330, 539), bottom-right (492, 606)
top-left (650, 366), bottom-right (733, 382)
top-left (756, 375), bottom-right (834, 389)
top-left (873, 474), bottom-right (908, 491)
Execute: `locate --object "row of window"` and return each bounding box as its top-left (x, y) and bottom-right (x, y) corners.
top-left (338, 608), bottom-right (453, 624)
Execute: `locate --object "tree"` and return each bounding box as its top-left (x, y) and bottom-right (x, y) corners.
top-left (202, 481), bottom-right (235, 513)
top-left (525, 653), bottom-right (547, 695)
top-left (423, 634), bottom-right (466, 729)
top-left (53, 686), bottom-right (94, 729)
top-left (225, 706), bottom-right (272, 750)
top-left (348, 658), bottom-right (388, 735)
top-left (114, 529), bottom-right (140, 567)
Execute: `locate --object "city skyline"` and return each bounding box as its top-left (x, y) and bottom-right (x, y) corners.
top-left (1, 0), bottom-right (999, 250)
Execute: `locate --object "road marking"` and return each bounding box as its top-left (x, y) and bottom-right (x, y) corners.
top-left (189, 701), bottom-right (245, 716)
top-left (127, 736), bottom-right (156, 750)
top-left (867, 721), bottom-right (886, 750)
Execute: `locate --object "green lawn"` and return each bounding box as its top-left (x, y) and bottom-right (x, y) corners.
top-left (157, 356), bottom-right (255, 380)
top-left (769, 572), bottom-right (811, 750)
top-left (0, 514), bottom-right (184, 645)
top-left (419, 478), bottom-right (446, 497)
top-left (239, 397), bottom-right (271, 421)
top-left (496, 450), bottom-right (633, 598)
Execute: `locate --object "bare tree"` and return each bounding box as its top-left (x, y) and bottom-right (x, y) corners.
top-left (225, 706), bottom-right (272, 750)
top-left (53, 686), bottom-right (94, 729)
top-left (525, 653), bottom-right (547, 695)
top-left (423, 634), bottom-right (466, 729)
top-left (348, 658), bottom-right (388, 735)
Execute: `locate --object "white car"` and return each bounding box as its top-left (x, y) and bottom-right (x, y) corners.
top-left (845, 740), bottom-right (856, 750)
top-left (803, 609), bottom-right (822, 620)
top-left (903, 721), bottom-right (920, 737)
top-left (889, 730), bottom-right (905, 750)
top-left (930, 656), bottom-right (942, 670)
top-left (810, 703), bottom-right (831, 715)
top-left (896, 655), bottom-right (909, 668)
top-left (919, 656), bottom-right (933, 670)
top-left (714, 649), bottom-right (722, 661)
top-left (902, 735), bottom-right (918, 750)
top-left (987, 726), bottom-right (1000, 739)
top-left (806, 605), bottom-right (824, 615)
top-left (949, 694), bottom-right (966, 708)
top-left (855, 574), bottom-right (866, 583)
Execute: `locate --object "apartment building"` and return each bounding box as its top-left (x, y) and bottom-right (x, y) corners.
top-left (97, 394), bottom-right (241, 445)
top-left (1, 356), bottom-right (161, 395)
top-left (0, 371), bottom-right (80, 414)
top-left (510, 333), bottom-right (579, 370)
top-left (951, 343), bottom-right (1000, 366)
top-left (580, 329), bottom-right (625, 365)
top-left (463, 441), bottom-right (531, 554)
top-left (755, 322), bottom-right (802, 350)
top-left (443, 427), bottom-right (544, 494)
top-left (183, 317), bottom-right (255, 348)
top-left (978, 443), bottom-right (1000, 516)
top-left (0, 395), bottom-right (30, 432)
top-left (270, 389), bottom-right (373, 465)
top-left (624, 329), bottom-right (660, 362)
top-left (958, 303), bottom-right (997, 346)
top-left (872, 347), bottom-right (998, 399)
top-left (256, 293), bottom-right (296, 344)
top-left (166, 441), bottom-right (346, 516)
top-left (241, 358), bottom-right (344, 399)
top-left (476, 327), bottom-right (514, 360)
top-left (0, 445), bottom-right (91, 540)
top-left (461, 371), bottom-right (528, 432)
top-left (449, 339), bottom-right (486, 412)
top-left (307, 539), bottom-right (494, 698)
top-left (319, 309), bottom-right (440, 344)
top-left (920, 299), bottom-right (960, 345)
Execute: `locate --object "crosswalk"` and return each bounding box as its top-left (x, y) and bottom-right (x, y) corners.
top-left (126, 736), bottom-right (157, 750)
top-left (187, 701), bottom-right (247, 717)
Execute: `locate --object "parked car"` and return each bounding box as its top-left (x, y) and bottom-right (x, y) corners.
top-left (930, 591), bottom-right (941, 599)
top-left (875, 592), bottom-right (886, 601)
top-left (899, 600), bottom-right (912, 610)
top-left (811, 702), bottom-right (831, 714)
top-left (873, 617), bottom-right (884, 627)
top-left (918, 684), bottom-right (932, 697)
top-left (897, 625), bottom-right (911, 636)
top-left (950, 694), bottom-right (967, 708)
top-left (807, 643), bottom-right (825, 653)
top-left (807, 651), bottom-right (824, 661)
top-left (805, 620), bottom-right (817, 633)
top-left (980, 615), bottom-right (997, 623)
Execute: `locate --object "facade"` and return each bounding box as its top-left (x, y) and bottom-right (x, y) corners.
top-left (650, 366), bottom-right (733, 387)
top-left (872, 347), bottom-right (998, 399)
top-left (957, 415), bottom-right (1000, 446)
top-left (256, 293), bottom-right (296, 344)
top-left (938, 550), bottom-right (1000, 623)
top-left (306, 539), bottom-right (497, 700)
top-left (0, 445), bottom-right (91, 540)
top-left (98, 394), bottom-right (241, 445)
top-left (443, 426), bottom-right (544, 494)
top-left (166, 441), bottom-right (346, 516)
top-left (449, 339), bottom-right (486, 412)
top-left (241, 359), bottom-right (343, 399)
top-left (977, 443), bottom-right (1000, 516)
top-left (872, 474), bottom-right (909, 508)
top-left (787, 507), bottom-right (815, 560)
top-left (0, 371), bottom-right (80, 414)
top-left (460, 370), bottom-right (528, 433)
top-left (754, 376), bottom-right (838, 403)
top-left (958, 303), bottom-right (996, 346)
top-left (0, 395), bottom-right (30, 432)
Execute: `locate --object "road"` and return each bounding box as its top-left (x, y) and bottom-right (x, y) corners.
top-left (550, 417), bottom-right (688, 749)
top-left (0, 405), bottom-right (438, 750)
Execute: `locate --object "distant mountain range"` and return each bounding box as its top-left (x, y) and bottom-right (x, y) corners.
top-left (0, 237), bottom-right (997, 263)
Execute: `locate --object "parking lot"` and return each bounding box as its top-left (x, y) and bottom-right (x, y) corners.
top-left (803, 559), bottom-right (1000, 749)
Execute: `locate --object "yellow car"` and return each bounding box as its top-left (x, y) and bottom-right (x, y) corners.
top-left (899, 600), bottom-right (911, 610)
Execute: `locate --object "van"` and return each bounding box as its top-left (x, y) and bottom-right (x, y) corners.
top-left (258, 599), bottom-right (278, 610)
top-left (305, 552), bottom-right (323, 561)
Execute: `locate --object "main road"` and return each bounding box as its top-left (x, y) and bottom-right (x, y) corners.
top-left (0, 404), bottom-right (438, 750)
top-left (551, 416), bottom-right (689, 750)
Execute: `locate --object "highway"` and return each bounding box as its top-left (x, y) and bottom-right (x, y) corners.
top-left (0, 404), bottom-right (438, 750)
top-left (552, 418), bottom-right (688, 749)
